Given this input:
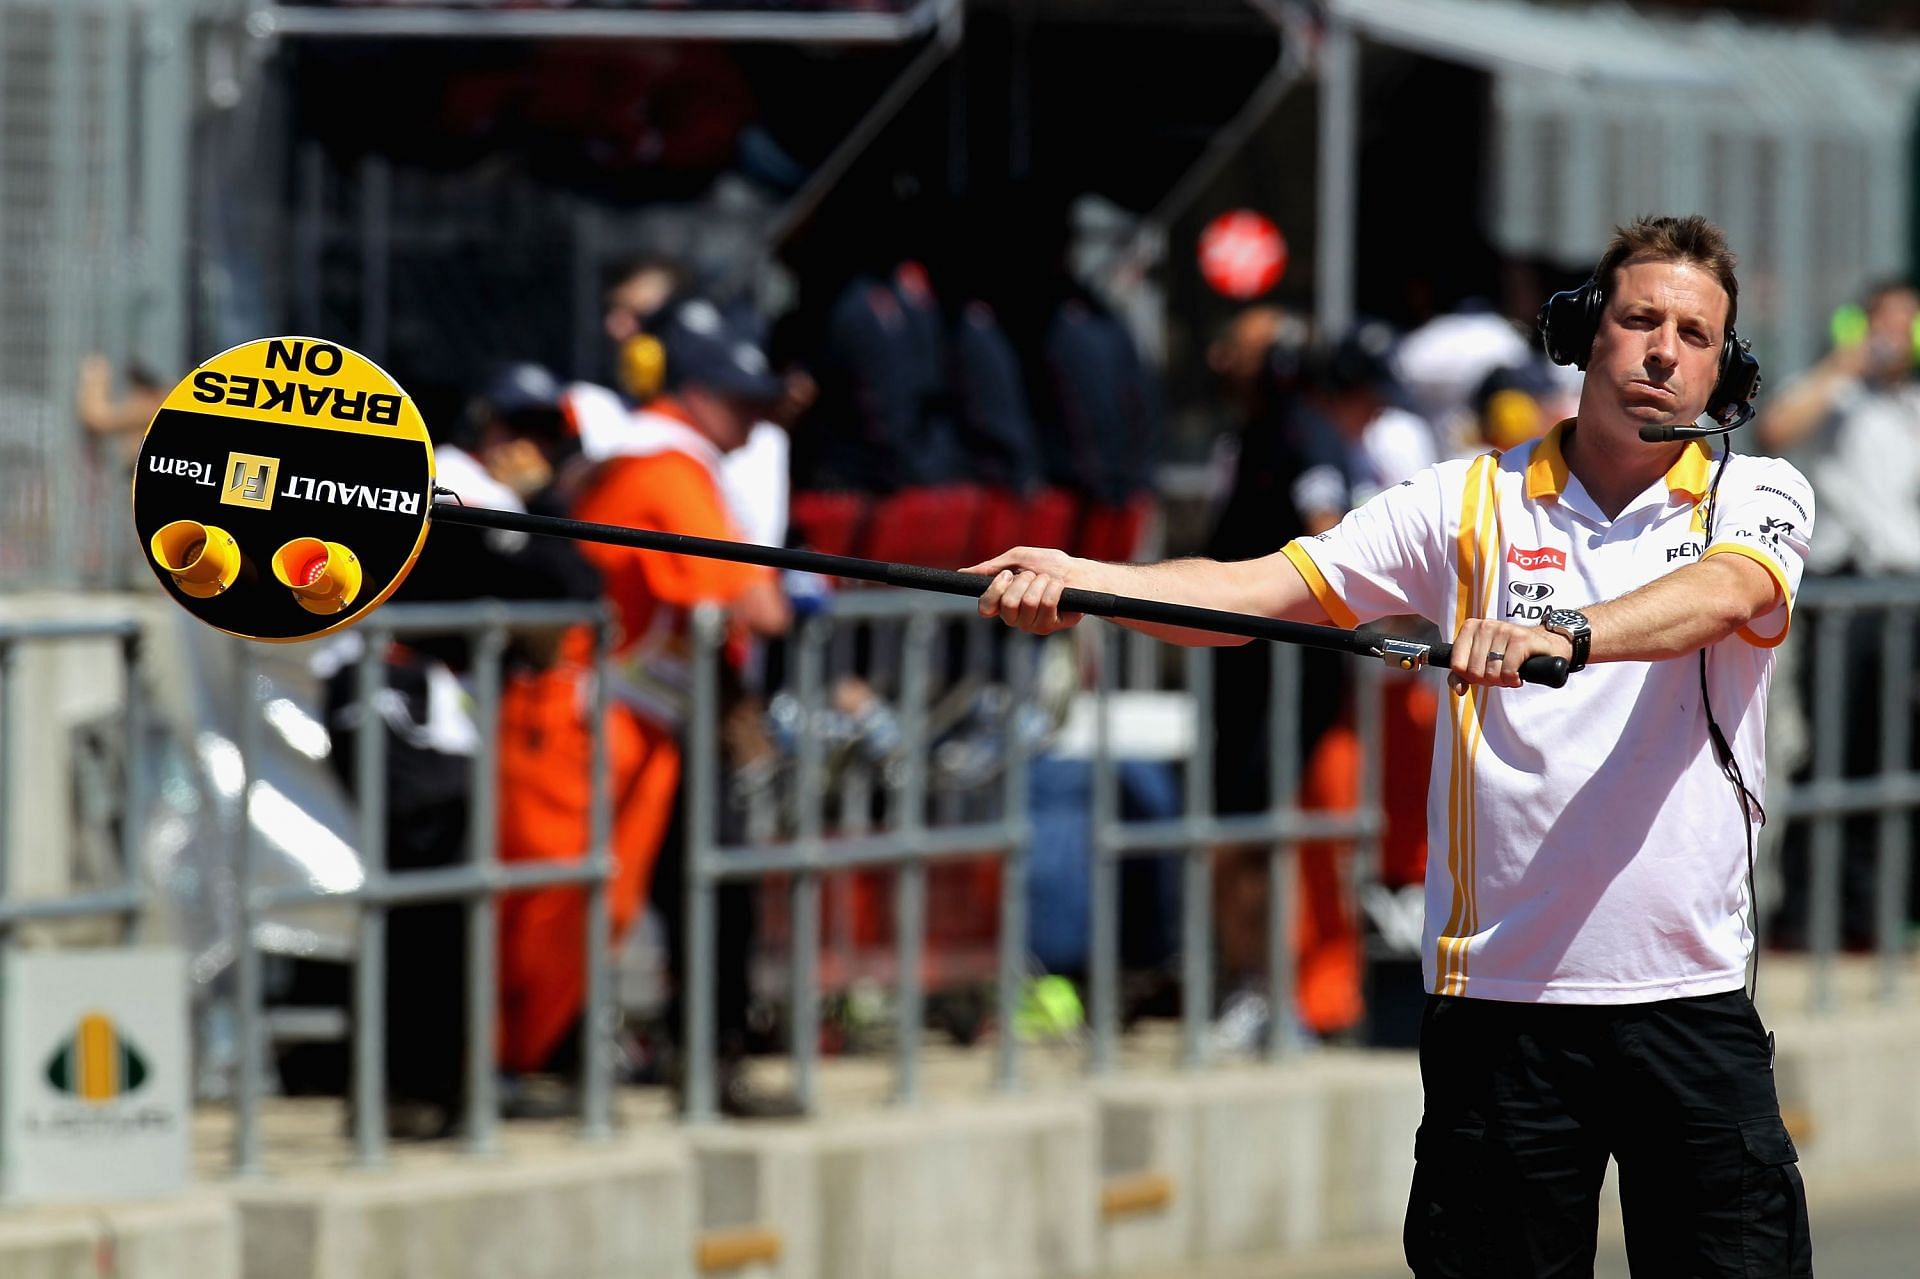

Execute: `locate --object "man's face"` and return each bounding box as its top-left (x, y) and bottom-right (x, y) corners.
top-left (1586, 258), bottom-right (1730, 432)
top-left (604, 268), bottom-right (678, 344)
top-left (1209, 307), bottom-right (1283, 396)
top-left (682, 385), bottom-right (757, 453)
top-left (1864, 287), bottom-right (1919, 381)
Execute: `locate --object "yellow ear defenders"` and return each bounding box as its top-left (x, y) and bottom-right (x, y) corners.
top-left (271, 537), bottom-right (363, 615)
top-left (150, 519), bottom-right (242, 598)
top-left (1830, 302), bottom-right (1920, 365)
top-left (616, 333), bottom-right (667, 403)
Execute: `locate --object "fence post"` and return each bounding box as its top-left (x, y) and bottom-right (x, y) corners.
top-left (1181, 645), bottom-right (1215, 1070)
top-left (1353, 662), bottom-right (1386, 1041)
top-left (0, 638), bottom-right (14, 1202)
top-left (1265, 641), bottom-right (1301, 1063)
top-left (581, 615), bottom-right (615, 1140)
top-left (353, 629), bottom-right (391, 1167)
top-left (790, 617), bottom-right (828, 1115)
top-left (685, 606), bottom-right (724, 1122)
top-left (1807, 607), bottom-right (1848, 1014)
top-left (463, 620), bottom-right (505, 1156)
top-left (1089, 627), bottom-right (1120, 1076)
top-left (996, 633), bottom-right (1032, 1093)
top-left (120, 630), bottom-right (145, 941)
top-left (233, 641), bottom-right (265, 1176)
top-left (893, 613), bottom-right (935, 1105)
top-left (1875, 607), bottom-right (1914, 1005)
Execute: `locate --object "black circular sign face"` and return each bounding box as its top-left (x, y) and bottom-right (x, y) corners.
top-left (131, 337), bottom-right (436, 643)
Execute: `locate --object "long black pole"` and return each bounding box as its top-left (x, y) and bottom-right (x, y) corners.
top-left (430, 501), bottom-right (1568, 687)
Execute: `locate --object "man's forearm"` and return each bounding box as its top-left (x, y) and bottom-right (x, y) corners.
top-left (1075, 553), bottom-right (1330, 646)
top-left (1582, 554), bottom-right (1778, 664)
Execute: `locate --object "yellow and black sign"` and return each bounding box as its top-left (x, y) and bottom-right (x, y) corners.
top-left (131, 338), bottom-right (435, 642)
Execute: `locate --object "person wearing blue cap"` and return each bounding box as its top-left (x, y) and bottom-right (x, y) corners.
top-left (565, 298), bottom-right (797, 1117)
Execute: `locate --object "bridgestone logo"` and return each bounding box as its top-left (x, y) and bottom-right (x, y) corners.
top-left (1506, 546), bottom-right (1566, 571)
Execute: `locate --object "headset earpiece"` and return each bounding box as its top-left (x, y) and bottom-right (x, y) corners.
top-left (617, 333), bottom-right (667, 403)
top-left (1536, 276), bottom-right (1606, 371)
top-left (1704, 332), bottom-right (1761, 429)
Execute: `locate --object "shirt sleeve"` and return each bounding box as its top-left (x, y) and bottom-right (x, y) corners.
top-left (1700, 457), bottom-right (1815, 648)
top-left (1279, 461), bottom-right (1455, 629)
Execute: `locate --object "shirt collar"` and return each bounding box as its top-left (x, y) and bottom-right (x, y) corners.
top-left (1524, 419), bottom-right (1714, 504)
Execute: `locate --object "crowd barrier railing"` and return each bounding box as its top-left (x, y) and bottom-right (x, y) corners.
top-left (681, 594), bottom-right (1387, 1118)
top-left (0, 616), bottom-right (145, 1200)
top-left (230, 600), bottom-right (615, 1171)
top-left (1779, 577), bottom-right (1920, 1011)
top-left (8, 578), bottom-right (1917, 1178)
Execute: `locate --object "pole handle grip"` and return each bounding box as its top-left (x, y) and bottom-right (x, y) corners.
top-left (1426, 642), bottom-right (1570, 688)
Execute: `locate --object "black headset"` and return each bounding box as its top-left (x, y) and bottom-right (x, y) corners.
top-left (1537, 274), bottom-right (1763, 431)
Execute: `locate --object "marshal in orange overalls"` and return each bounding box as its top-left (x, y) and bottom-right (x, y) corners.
top-left (495, 441), bottom-right (771, 1074)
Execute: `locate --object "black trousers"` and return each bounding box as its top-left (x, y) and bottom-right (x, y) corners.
top-left (1405, 990), bottom-right (1812, 1278)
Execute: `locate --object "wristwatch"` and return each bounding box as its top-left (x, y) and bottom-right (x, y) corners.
top-left (1541, 609), bottom-right (1592, 674)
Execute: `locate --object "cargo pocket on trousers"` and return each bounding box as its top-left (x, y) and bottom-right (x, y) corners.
top-left (1405, 1123), bottom-right (1493, 1278)
top-left (1739, 1116), bottom-right (1813, 1278)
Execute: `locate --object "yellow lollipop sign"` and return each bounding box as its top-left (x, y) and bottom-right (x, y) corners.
top-left (131, 337), bottom-right (436, 642)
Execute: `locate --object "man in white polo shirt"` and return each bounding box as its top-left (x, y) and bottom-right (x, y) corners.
top-left (967, 215), bottom-right (1814, 1276)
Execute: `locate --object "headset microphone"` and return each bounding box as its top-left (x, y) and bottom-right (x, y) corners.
top-left (1637, 410), bottom-right (1751, 444)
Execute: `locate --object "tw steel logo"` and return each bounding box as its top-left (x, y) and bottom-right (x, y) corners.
top-left (1506, 546), bottom-right (1566, 572)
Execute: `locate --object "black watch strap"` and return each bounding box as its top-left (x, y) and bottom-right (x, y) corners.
top-left (1543, 609), bottom-right (1591, 673)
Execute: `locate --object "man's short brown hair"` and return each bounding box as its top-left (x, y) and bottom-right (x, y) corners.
top-left (1595, 214), bottom-right (1740, 335)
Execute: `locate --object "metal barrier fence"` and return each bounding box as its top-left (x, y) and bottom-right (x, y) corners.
top-left (0, 615), bottom-right (144, 1201)
top-left (231, 600), bottom-right (616, 1171)
top-left (680, 592), bottom-right (1384, 1120)
top-left (1781, 577), bottom-right (1920, 1011)
top-left (4, 582), bottom-right (1919, 1177)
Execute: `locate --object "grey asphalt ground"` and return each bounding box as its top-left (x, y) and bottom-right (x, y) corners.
top-left (1113, 1161), bottom-right (1920, 1278)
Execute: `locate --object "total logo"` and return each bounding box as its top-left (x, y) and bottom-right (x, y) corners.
top-left (1507, 580), bottom-right (1555, 620)
top-left (1506, 546), bottom-right (1566, 572)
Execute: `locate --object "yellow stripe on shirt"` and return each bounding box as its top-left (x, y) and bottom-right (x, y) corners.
top-left (1700, 543), bottom-right (1794, 648)
top-left (1440, 454), bottom-right (1497, 995)
top-left (1279, 541), bottom-right (1360, 630)
top-left (1454, 461), bottom-right (1504, 992)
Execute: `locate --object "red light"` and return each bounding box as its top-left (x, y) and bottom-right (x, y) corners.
top-left (1199, 210), bottom-right (1287, 300)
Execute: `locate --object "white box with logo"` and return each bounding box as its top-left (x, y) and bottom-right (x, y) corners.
top-left (2, 947), bottom-right (191, 1202)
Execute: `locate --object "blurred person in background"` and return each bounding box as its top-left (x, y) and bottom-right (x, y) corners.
top-left (1394, 299), bottom-right (1534, 458)
top-left (568, 300), bottom-right (796, 1117)
top-left (320, 364), bottom-right (601, 1136)
top-left (1322, 320), bottom-right (1440, 503)
top-left (790, 201), bottom-right (960, 493)
top-left (928, 200), bottom-right (1046, 494)
top-left (1203, 311), bottom-right (1373, 1046)
top-left (76, 354), bottom-right (167, 469)
top-left (1032, 271), bottom-right (1161, 510)
top-left (1755, 279), bottom-right (1920, 948)
top-left (76, 354), bottom-right (171, 586)
top-left (1469, 359), bottom-right (1565, 454)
